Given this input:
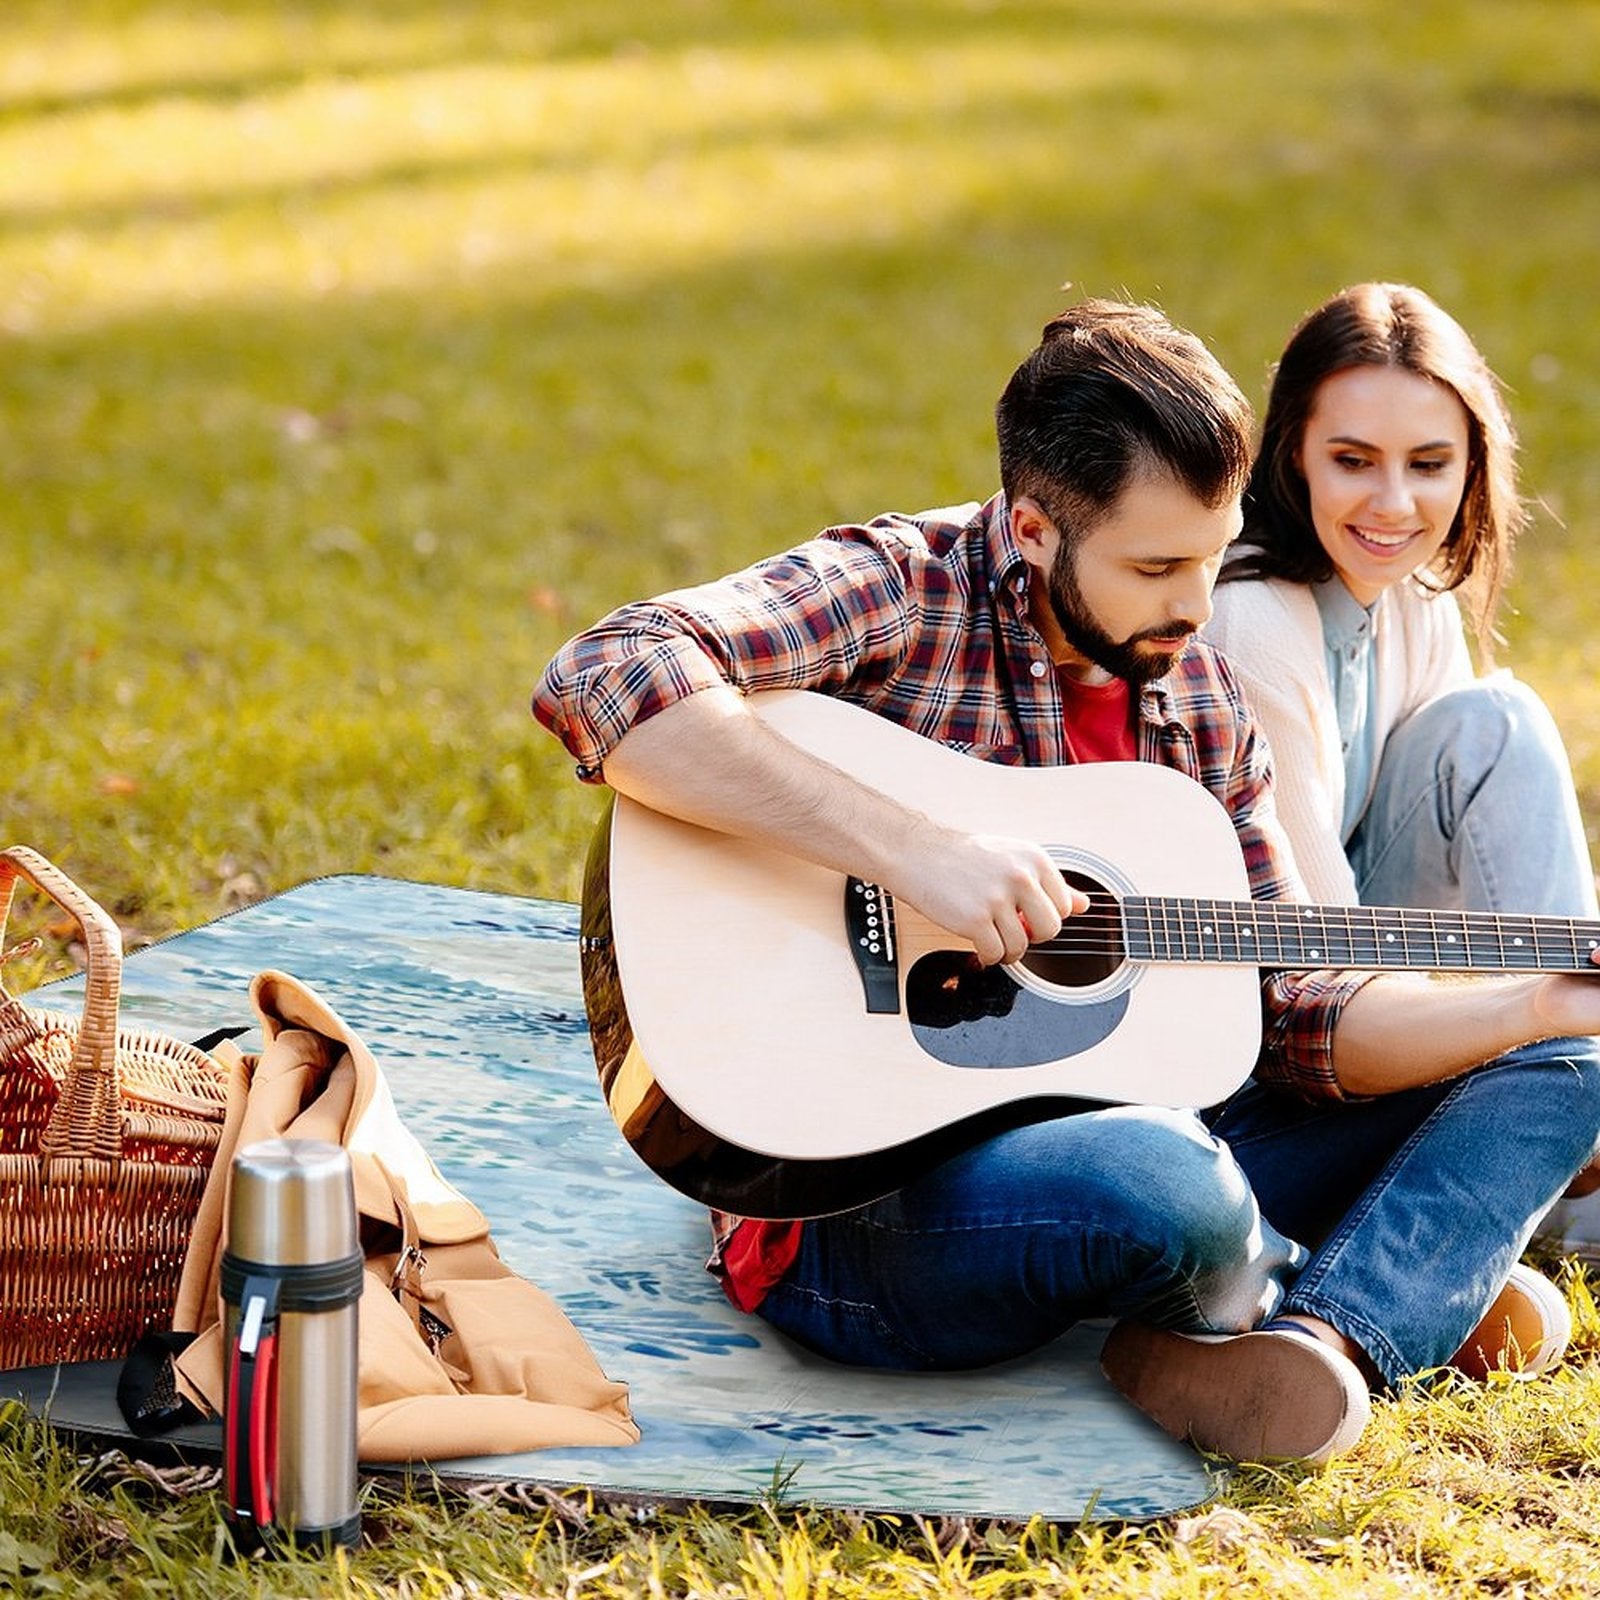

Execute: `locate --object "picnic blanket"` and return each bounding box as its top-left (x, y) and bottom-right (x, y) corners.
top-left (0, 874), bottom-right (1218, 1521)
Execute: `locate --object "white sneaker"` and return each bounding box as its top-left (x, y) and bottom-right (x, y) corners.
top-left (1100, 1322), bottom-right (1371, 1465)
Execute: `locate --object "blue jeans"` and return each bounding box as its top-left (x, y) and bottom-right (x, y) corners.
top-left (1348, 677), bottom-right (1598, 918)
top-left (758, 1107), bottom-right (1299, 1369)
top-left (1347, 675), bottom-right (1600, 1247)
top-left (1209, 1037), bottom-right (1600, 1383)
top-left (759, 1106), bottom-right (1303, 1370)
top-left (760, 1040), bottom-right (1600, 1388)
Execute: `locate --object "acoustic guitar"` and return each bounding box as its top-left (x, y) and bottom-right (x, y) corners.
top-left (578, 690), bottom-right (1600, 1219)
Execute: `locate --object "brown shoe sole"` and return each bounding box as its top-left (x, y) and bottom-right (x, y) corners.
top-left (1100, 1323), bottom-right (1370, 1465)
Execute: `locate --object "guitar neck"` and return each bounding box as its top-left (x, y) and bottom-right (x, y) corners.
top-left (1122, 898), bottom-right (1600, 974)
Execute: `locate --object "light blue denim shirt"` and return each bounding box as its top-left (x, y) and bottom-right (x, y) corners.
top-left (1312, 576), bottom-right (1380, 843)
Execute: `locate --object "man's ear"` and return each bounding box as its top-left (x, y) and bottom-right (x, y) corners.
top-left (1009, 497), bottom-right (1059, 571)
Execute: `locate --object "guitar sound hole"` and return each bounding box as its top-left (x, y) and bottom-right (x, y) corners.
top-left (1018, 870), bottom-right (1125, 988)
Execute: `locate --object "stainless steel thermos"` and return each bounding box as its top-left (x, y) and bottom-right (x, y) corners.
top-left (222, 1138), bottom-right (363, 1552)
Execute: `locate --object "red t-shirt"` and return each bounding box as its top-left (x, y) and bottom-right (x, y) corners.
top-left (1055, 670), bottom-right (1137, 763)
top-left (715, 673), bottom-right (1136, 1312)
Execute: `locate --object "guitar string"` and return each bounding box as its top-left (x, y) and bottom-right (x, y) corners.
top-left (953, 901), bottom-right (1600, 967)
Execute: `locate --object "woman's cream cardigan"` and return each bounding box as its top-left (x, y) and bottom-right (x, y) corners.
top-left (1204, 573), bottom-right (1473, 905)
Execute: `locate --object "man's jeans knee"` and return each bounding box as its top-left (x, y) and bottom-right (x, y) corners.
top-left (758, 1106), bottom-right (1303, 1370)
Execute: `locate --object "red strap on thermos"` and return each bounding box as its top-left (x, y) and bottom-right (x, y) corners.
top-left (224, 1278), bottom-right (281, 1533)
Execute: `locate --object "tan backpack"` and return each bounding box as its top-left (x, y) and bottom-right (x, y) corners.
top-left (168, 970), bottom-right (638, 1462)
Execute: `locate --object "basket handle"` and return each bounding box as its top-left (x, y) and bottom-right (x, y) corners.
top-left (0, 845), bottom-right (125, 1163)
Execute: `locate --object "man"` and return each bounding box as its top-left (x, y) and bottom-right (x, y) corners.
top-left (533, 300), bottom-right (1600, 1464)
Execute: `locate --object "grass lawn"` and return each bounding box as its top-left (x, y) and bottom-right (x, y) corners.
top-left (4, 1), bottom-right (1600, 1593)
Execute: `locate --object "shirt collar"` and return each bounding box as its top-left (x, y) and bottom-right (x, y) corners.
top-left (983, 492), bottom-right (1032, 601)
top-left (1312, 574), bottom-right (1377, 649)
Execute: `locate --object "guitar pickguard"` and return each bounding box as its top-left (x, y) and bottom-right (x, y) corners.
top-left (905, 949), bottom-right (1129, 1067)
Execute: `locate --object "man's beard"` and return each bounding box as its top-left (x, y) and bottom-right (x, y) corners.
top-left (1046, 542), bottom-right (1198, 686)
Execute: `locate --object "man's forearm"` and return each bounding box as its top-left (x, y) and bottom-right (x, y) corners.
top-left (599, 686), bottom-right (1082, 967)
top-left (600, 684), bottom-right (926, 888)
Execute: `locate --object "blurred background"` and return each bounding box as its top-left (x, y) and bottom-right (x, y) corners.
top-left (4, 0), bottom-right (1598, 947)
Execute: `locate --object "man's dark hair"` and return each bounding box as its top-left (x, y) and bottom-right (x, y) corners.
top-left (995, 299), bottom-right (1254, 544)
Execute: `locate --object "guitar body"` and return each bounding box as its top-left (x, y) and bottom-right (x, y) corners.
top-left (580, 690), bottom-right (1263, 1218)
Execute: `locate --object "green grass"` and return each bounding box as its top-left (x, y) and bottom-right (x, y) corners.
top-left (8, 1278), bottom-right (1600, 1598)
top-left (5, 0), bottom-right (1600, 1592)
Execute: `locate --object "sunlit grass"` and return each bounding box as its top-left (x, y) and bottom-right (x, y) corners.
top-left (8, 1311), bottom-right (1600, 1598)
top-left (4, 0), bottom-right (1598, 930)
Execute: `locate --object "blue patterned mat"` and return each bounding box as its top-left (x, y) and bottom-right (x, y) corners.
top-left (12, 875), bottom-right (1218, 1522)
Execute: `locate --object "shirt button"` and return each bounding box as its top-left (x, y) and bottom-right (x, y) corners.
top-left (1030, 660), bottom-right (1047, 679)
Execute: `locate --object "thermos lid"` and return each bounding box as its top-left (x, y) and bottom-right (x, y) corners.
top-left (227, 1138), bottom-right (359, 1266)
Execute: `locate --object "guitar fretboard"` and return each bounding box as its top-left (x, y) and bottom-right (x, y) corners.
top-left (1121, 898), bottom-right (1600, 974)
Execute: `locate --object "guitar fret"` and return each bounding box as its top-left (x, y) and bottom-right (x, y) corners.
top-left (1270, 904), bottom-right (1300, 966)
top-left (1164, 896), bottom-right (1183, 962)
top-left (1369, 906), bottom-right (1407, 967)
top-left (1570, 920), bottom-right (1600, 972)
top-left (1276, 905), bottom-right (1305, 965)
top-left (1203, 902), bottom-right (1235, 960)
top-left (1309, 904), bottom-right (1350, 966)
top-left (1238, 903), bottom-right (1269, 963)
top-left (1159, 896), bottom-right (1177, 962)
top-left (1268, 903), bottom-right (1343, 967)
top-left (1177, 897), bottom-right (1197, 962)
top-left (1499, 915), bottom-right (1541, 970)
top-left (1121, 897), bottom-right (1146, 962)
top-left (1471, 914), bottom-right (1502, 970)
top-left (1534, 916), bottom-right (1573, 969)
top-left (1433, 909), bottom-right (1473, 969)
top-left (1283, 905), bottom-right (1314, 965)
top-left (1344, 905), bottom-right (1379, 969)
top-left (1132, 902), bottom-right (1158, 960)
top-left (1261, 903), bottom-right (1290, 965)
top-left (1145, 896), bottom-right (1171, 953)
top-left (1218, 899), bottom-right (1244, 965)
top-left (1137, 896), bottom-right (1161, 962)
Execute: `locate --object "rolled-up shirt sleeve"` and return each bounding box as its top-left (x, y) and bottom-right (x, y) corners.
top-left (1256, 968), bottom-right (1370, 1100)
top-left (532, 530), bottom-right (917, 781)
top-left (532, 619), bottom-right (734, 781)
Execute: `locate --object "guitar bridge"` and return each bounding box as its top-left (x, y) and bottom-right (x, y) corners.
top-left (845, 878), bottom-right (900, 1013)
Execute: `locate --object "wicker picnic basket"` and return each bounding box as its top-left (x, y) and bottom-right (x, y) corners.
top-left (0, 845), bottom-right (231, 1369)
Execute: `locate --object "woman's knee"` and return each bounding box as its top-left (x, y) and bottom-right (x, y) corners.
top-left (1398, 676), bottom-right (1566, 779)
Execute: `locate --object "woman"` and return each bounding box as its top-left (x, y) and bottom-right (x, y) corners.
top-left (1206, 281), bottom-right (1600, 1369)
top-left (1209, 281), bottom-right (1596, 917)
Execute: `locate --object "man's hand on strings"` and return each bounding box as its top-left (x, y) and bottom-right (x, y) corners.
top-left (889, 828), bottom-right (1090, 967)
